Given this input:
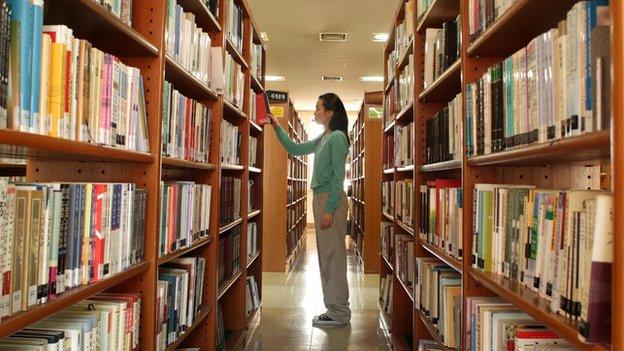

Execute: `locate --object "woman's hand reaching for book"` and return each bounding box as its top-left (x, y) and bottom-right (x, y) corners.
top-left (320, 212), bottom-right (333, 229)
top-left (268, 114), bottom-right (279, 126)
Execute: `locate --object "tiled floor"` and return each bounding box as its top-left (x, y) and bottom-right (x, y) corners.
top-left (244, 230), bottom-right (391, 351)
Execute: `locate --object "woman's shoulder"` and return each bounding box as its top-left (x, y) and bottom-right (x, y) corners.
top-left (328, 130), bottom-right (348, 142)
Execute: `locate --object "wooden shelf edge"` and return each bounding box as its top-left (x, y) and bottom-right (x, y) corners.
top-left (159, 236), bottom-right (213, 265)
top-left (418, 58), bottom-right (461, 103)
top-left (225, 329), bottom-right (246, 350)
top-left (218, 270), bottom-right (243, 300)
top-left (383, 168), bottom-right (395, 174)
top-left (419, 159), bottom-right (462, 173)
top-left (468, 268), bottom-right (608, 350)
top-left (385, 72), bottom-right (396, 94)
top-left (419, 239), bottom-right (463, 273)
top-left (0, 129), bottom-right (154, 163)
top-left (219, 218), bottom-right (244, 234)
top-left (396, 221), bottom-right (415, 236)
top-left (416, 310), bottom-right (458, 351)
top-left (225, 37), bottom-right (249, 69)
top-left (178, 0), bottom-right (221, 33)
top-left (164, 304), bottom-right (213, 351)
top-left (396, 102), bottom-right (414, 123)
top-left (247, 209), bottom-right (261, 220)
top-left (0, 261), bottom-right (149, 338)
top-left (251, 74), bottom-right (265, 93)
top-left (397, 164), bottom-right (415, 172)
top-left (382, 254), bottom-right (394, 271)
top-left (396, 39), bottom-right (414, 71)
top-left (248, 166), bottom-right (262, 174)
top-left (246, 251), bottom-right (261, 269)
top-left (246, 301), bottom-right (263, 326)
top-left (467, 131), bottom-right (610, 166)
top-left (383, 212), bottom-right (395, 221)
top-left (223, 100), bottom-right (248, 120)
top-left (416, 0), bottom-right (460, 33)
top-left (221, 163), bottom-right (245, 171)
top-left (396, 274), bottom-right (415, 303)
top-left (249, 120), bottom-right (263, 133)
top-left (384, 120), bottom-right (396, 133)
top-left (165, 54), bottom-right (218, 101)
top-left (162, 157), bottom-right (217, 171)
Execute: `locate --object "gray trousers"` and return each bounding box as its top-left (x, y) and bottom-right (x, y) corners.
top-left (312, 191), bottom-right (351, 323)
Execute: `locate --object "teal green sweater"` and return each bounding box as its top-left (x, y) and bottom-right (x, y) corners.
top-left (275, 126), bottom-right (349, 214)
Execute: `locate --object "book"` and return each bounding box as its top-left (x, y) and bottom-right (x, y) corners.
top-left (423, 19), bottom-right (458, 89)
top-left (219, 176), bottom-right (241, 226)
top-left (425, 93), bottom-right (462, 164)
top-left (224, 53), bottom-right (245, 109)
top-left (247, 222), bottom-right (258, 261)
top-left (218, 225), bottom-right (241, 286)
top-left (395, 234), bottom-right (414, 291)
top-left (245, 275), bottom-right (260, 317)
top-left (254, 91), bottom-right (271, 125)
top-left (220, 118), bottom-right (241, 165)
top-left (419, 179), bottom-right (463, 260)
top-left (225, 0), bottom-right (243, 52)
top-left (381, 221), bottom-right (394, 266)
top-left (396, 122), bottom-right (414, 167)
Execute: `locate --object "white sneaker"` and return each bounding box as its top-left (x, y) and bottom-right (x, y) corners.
top-left (312, 314), bottom-right (349, 326)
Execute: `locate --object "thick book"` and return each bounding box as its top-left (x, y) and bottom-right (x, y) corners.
top-left (254, 91), bottom-right (271, 125)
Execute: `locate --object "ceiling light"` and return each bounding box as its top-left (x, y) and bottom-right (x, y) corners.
top-left (319, 32), bottom-right (348, 42)
top-left (260, 32), bottom-right (269, 41)
top-left (360, 76), bottom-right (384, 82)
top-left (265, 75), bottom-right (285, 81)
top-left (372, 33), bottom-right (389, 42)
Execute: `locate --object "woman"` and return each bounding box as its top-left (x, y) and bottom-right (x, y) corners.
top-left (268, 93), bottom-right (351, 326)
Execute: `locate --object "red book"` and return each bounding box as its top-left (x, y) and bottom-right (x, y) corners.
top-left (92, 184), bottom-right (106, 282)
top-left (255, 92), bottom-right (271, 125)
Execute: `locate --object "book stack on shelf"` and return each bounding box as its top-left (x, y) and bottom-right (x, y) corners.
top-left (381, 0), bottom-right (623, 350)
top-left (245, 275), bottom-right (260, 318)
top-left (262, 95), bottom-right (309, 275)
top-left (346, 92), bottom-right (382, 273)
top-left (0, 0), bottom-right (267, 349)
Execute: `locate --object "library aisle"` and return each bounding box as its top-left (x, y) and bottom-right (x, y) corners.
top-left (245, 229), bottom-right (391, 351)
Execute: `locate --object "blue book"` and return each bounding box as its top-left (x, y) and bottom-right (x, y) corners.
top-left (7, 0), bottom-right (33, 131)
top-left (30, 0), bottom-right (43, 133)
top-left (582, 0), bottom-right (609, 116)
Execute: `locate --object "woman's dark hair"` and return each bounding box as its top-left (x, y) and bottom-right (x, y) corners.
top-left (319, 93), bottom-right (350, 145)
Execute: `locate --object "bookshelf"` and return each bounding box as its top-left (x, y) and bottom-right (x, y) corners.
top-left (382, 0), bottom-right (621, 350)
top-left (0, 0), bottom-right (267, 349)
top-left (262, 97), bottom-right (309, 274)
top-left (348, 91), bottom-right (383, 274)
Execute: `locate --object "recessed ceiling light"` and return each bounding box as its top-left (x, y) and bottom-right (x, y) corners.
top-left (372, 33), bottom-right (389, 42)
top-left (360, 76), bottom-right (384, 82)
top-left (260, 32), bottom-right (269, 41)
top-left (265, 75), bottom-right (285, 81)
top-left (319, 32), bottom-right (348, 42)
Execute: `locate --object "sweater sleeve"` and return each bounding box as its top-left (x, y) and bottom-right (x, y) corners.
top-left (325, 131), bottom-right (349, 214)
top-left (274, 125), bottom-right (317, 156)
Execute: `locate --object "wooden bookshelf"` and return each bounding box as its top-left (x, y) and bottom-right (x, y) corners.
top-left (348, 92), bottom-right (383, 274)
top-left (0, 0), bottom-right (268, 349)
top-left (381, 0), bottom-right (621, 350)
top-left (262, 97), bottom-right (309, 273)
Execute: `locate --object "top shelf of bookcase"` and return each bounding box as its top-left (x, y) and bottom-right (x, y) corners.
top-left (44, 0), bottom-right (158, 57)
top-left (178, 0), bottom-right (222, 33)
top-left (466, 0), bottom-right (576, 58)
top-left (416, 0), bottom-right (460, 33)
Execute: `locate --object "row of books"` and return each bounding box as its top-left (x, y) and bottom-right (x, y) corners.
top-left (286, 181), bottom-right (305, 204)
top-left (381, 221), bottom-right (394, 265)
top-left (162, 81), bottom-right (213, 163)
top-left (249, 136), bottom-right (259, 167)
top-left (425, 93), bottom-right (462, 164)
top-left (0, 180), bottom-right (146, 320)
top-left (225, 0), bottom-right (244, 52)
top-left (397, 54), bottom-right (414, 112)
top-left (287, 202), bottom-right (304, 230)
top-left (224, 53), bottom-right (245, 109)
top-left (351, 155), bottom-right (363, 179)
top-left (387, 0), bottom-right (415, 75)
top-left (250, 43), bottom-right (264, 82)
top-left (206, 0), bottom-right (220, 19)
top-left (382, 181), bottom-right (394, 216)
top-left (247, 222), bottom-right (258, 261)
top-left (472, 184), bottom-right (613, 343)
top-left (423, 18), bottom-right (459, 89)
top-left (248, 179), bottom-right (258, 212)
top-left (286, 224), bottom-right (304, 257)
top-left (414, 257), bottom-right (461, 348)
top-left (396, 122), bottom-right (414, 167)
top-left (396, 179), bottom-right (414, 227)
top-left (220, 119), bottom-right (241, 165)
top-left (380, 274), bottom-right (393, 316)
top-left (245, 275), bottom-right (260, 317)
top-left (159, 182), bottom-right (212, 257)
top-left (218, 225), bottom-right (241, 286)
top-left (466, 2), bottom-right (610, 156)
top-left (466, 297), bottom-right (575, 350)
top-left (383, 133), bottom-right (394, 169)
top-left (0, 292), bottom-right (141, 351)
top-left (395, 234), bottom-right (414, 291)
top-left (157, 256), bottom-right (206, 350)
top-left (419, 180), bottom-right (463, 261)
top-left (468, 0), bottom-right (516, 42)
top-left (219, 175), bottom-right (241, 226)
top-left (94, 0), bottom-right (134, 26)
top-left (165, 0), bottom-right (215, 86)
top-left (3, 19), bottom-right (150, 151)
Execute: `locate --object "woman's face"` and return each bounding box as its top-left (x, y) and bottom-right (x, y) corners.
top-left (314, 99), bottom-right (333, 128)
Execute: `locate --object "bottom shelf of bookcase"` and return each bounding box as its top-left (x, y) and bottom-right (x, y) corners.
top-left (164, 304), bottom-right (213, 351)
top-left (0, 261), bottom-right (150, 338)
top-left (225, 329), bottom-right (246, 350)
top-left (246, 301), bottom-right (263, 326)
top-left (468, 268), bottom-right (607, 351)
top-left (416, 310), bottom-right (457, 351)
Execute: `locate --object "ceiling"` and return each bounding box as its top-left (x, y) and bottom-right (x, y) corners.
top-left (247, 0), bottom-right (396, 123)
